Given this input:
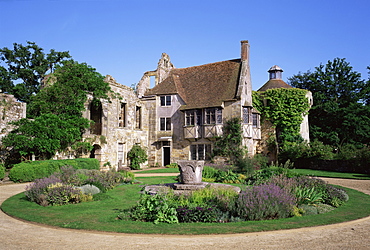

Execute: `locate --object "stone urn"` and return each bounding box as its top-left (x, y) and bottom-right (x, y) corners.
top-left (177, 160), bottom-right (204, 184)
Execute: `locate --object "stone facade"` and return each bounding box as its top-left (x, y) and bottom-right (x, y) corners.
top-left (0, 93), bottom-right (26, 141)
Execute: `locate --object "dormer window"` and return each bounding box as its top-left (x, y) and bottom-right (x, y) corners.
top-left (160, 96), bottom-right (171, 106)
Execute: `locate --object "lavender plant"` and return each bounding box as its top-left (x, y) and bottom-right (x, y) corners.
top-left (234, 184), bottom-right (296, 221)
top-left (25, 176), bottom-right (62, 204)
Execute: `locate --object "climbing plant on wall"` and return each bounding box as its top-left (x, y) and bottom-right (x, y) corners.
top-left (252, 88), bottom-right (310, 143)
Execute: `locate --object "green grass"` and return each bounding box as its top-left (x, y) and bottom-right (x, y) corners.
top-left (135, 168), bottom-right (180, 174)
top-left (2, 175), bottom-right (370, 235)
top-left (293, 169), bottom-right (370, 180)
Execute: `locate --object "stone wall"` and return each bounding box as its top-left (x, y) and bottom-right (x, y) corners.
top-left (0, 93), bottom-right (26, 141)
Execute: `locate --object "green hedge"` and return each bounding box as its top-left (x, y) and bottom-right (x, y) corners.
top-left (0, 164), bottom-right (5, 180)
top-left (9, 158), bottom-right (100, 183)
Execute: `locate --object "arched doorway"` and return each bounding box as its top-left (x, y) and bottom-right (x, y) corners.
top-left (90, 144), bottom-right (102, 162)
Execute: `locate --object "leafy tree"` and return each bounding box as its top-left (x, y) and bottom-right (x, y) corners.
top-left (2, 114), bottom-right (88, 160)
top-left (2, 61), bottom-right (113, 160)
top-left (28, 61), bottom-right (112, 118)
top-left (288, 58), bottom-right (370, 147)
top-left (0, 41), bottom-right (71, 104)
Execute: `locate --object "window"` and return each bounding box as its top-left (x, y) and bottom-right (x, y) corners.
top-left (243, 107), bottom-right (250, 124)
top-left (185, 110), bottom-right (194, 126)
top-left (160, 96), bottom-right (171, 106)
top-left (119, 103), bottom-right (126, 127)
top-left (185, 109), bottom-right (202, 126)
top-left (252, 113), bottom-right (259, 127)
top-left (117, 143), bottom-right (125, 167)
top-left (204, 108), bottom-right (222, 124)
top-left (160, 117), bottom-right (171, 131)
top-left (135, 106), bottom-right (141, 129)
top-left (90, 101), bottom-right (102, 135)
top-left (190, 144), bottom-right (211, 160)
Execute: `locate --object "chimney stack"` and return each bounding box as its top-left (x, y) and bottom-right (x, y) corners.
top-left (241, 40), bottom-right (250, 61)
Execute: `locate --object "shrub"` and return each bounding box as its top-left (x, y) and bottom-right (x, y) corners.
top-left (298, 204), bottom-right (318, 215)
top-left (85, 169), bottom-right (125, 192)
top-left (8, 158), bottom-right (100, 183)
top-left (266, 174), bottom-right (299, 195)
top-left (323, 185), bottom-right (349, 207)
top-left (0, 164), bottom-right (5, 180)
top-left (127, 144), bottom-right (147, 170)
top-left (46, 183), bottom-right (82, 206)
top-left (215, 170), bottom-right (244, 184)
top-left (180, 185), bottom-right (238, 210)
top-left (165, 163), bottom-right (178, 168)
top-left (234, 156), bottom-right (255, 176)
top-left (118, 170), bottom-right (135, 184)
top-left (316, 203), bottom-right (335, 214)
top-left (246, 166), bottom-right (299, 186)
top-left (25, 176), bottom-right (62, 204)
top-left (25, 176), bottom-right (83, 206)
top-left (176, 205), bottom-right (220, 223)
top-left (51, 165), bottom-right (87, 186)
top-left (130, 192), bottom-right (178, 224)
top-left (202, 166), bottom-right (220, 179)
top-left (234, 184), bottom-right (295, 221)
top-left (78, 184), bottom-right (100, 195)
top-left (295, 186), bottom-right (324, 205)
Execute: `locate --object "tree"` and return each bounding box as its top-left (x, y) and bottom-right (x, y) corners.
top-left (0, 41), bottom-right (71, 104)
top-left (28, 61), bottom-right (113, 118)
top-left (288, 58), bottom-right (370, 147)
top-left (2, 61), bottom-right (113, 160)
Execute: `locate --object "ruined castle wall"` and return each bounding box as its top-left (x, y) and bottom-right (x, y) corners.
top-left (0, 93), bottom-right (26, 141)
top-left (80, 78), bottom-right (149, 170)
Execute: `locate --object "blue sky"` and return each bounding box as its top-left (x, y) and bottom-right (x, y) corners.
top-left (1, 0), bottom-right (369, 90)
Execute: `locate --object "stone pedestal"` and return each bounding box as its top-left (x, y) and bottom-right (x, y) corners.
top-left (174, 160), bottom-right (205, 191)
top-left (177, 160), bottom-right (204, 184)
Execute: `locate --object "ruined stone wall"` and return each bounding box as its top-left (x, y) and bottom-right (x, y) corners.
top-left (80, 76), bottom-right (149, 170)
top-left (0, 93), bottom-right (26, 141)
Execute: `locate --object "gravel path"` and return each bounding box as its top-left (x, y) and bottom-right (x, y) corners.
top-left (1, 178), bottom-right (370, 250)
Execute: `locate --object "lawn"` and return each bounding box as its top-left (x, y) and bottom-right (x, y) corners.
top-left (293, 169), bottom-right (370, 180)
top-left (134, 168), bottom-right (180, 174)
top-left (2, 175), bottom-right (370, 235)
top-left (134, 167), bottom-right (370, 180)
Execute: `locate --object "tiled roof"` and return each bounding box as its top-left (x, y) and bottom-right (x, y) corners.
top-left (257, 79), bottom-right (292, 92)
top-left (145, 59), bottom-right (241, 110)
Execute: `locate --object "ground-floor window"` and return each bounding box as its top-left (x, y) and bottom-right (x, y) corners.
top-left (190, 144), bottom-right (211, 160)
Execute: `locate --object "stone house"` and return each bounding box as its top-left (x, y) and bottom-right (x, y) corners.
top-left (0, 40), bottom-right (311, 169)
top-left (136, 41), bottom-right (262, 167)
